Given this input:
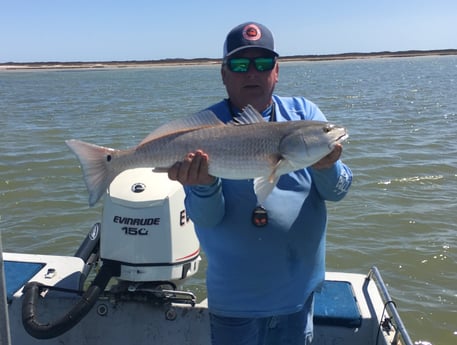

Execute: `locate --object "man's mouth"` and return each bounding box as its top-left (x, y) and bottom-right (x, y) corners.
top-left (243, 84), bottom-right (260, 89)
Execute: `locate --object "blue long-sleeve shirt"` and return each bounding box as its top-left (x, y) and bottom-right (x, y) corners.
top-left (184, 95), bottom-right (352, 317)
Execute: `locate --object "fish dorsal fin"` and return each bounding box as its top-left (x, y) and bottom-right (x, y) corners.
top-left (228, 104), bottom-right (266, 126)
top-left (139, 109), bottom-right (224, 145)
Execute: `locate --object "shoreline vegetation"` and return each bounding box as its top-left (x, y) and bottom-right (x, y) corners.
top-left (1, 49), bottom-right (456, 71)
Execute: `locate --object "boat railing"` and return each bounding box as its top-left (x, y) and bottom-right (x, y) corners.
top-left (368, 266), bottom-right (414, 345)
top-left (0, 231), bottom-right (12, 345)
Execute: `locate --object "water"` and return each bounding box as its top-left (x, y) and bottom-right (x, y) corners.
top-left (1, 56), bottom-right (456, 344)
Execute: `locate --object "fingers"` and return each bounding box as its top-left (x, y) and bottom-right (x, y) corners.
top-left (312, 144), bottom-right (343, 170)
top-left (168, 161), bottom-right (182, 181)
top-left (185, 152), bottom-right (204, 183)
top-left (328, 144), bottom-right (343, 162)
top-left (168, 150), bottom-right (216, 186)
top-left (179, 152), bottom-right (198, 183)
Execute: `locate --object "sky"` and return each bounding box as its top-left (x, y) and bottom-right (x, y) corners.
top-left (1, 0), bottom-right (456, 63)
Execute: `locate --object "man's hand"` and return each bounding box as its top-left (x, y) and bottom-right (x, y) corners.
top-left (168, 150), bottom-right (216, 186)
top-left (312, 144), bottom-right (343, 170)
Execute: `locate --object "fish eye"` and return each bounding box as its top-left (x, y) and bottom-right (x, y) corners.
top-left (106, 155), bottom-right (112, 162)
top-left (323, 125), bottom-right (333, 133)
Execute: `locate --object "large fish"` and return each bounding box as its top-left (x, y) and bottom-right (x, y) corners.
top-left (66, 105), bottom-right (348, 206)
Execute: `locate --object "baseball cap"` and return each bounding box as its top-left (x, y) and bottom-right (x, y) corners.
top-left (223, 22), bottom-right (279, 58)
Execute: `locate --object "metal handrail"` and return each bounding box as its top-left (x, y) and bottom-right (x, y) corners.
top-left (0, 230), bottom-right (12, 345)
top-left (368, 266), bottom-right (414, 345)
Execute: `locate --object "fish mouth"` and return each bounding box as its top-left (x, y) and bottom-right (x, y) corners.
top-left (337, 132), bottom-right (349, 143)
top-left (328, 132), bottom-right (349, 150)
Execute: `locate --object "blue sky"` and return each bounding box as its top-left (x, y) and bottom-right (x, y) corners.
top-left (1, 0), bottom-right (455, 63)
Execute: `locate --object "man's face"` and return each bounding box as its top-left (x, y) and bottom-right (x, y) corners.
top-left (221, 48), bottom-right (279, 112)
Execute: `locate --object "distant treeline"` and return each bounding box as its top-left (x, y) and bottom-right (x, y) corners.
top-left (2, 49), bottom-right (456, 67)
top-left (282, 49), bottom-right (457, 61)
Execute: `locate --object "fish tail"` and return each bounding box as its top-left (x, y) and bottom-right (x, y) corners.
top-left (65, 139), bottom-right (119, 206)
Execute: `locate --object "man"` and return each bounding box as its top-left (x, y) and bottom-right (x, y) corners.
top-left (168, 22), bottom-right (352, 345)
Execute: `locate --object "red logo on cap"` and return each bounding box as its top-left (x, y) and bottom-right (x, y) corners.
top-left (242, 24), bottom-right (261, 41)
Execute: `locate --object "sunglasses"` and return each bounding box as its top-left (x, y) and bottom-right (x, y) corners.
top-left (225, 57), bottom-right (277, 73)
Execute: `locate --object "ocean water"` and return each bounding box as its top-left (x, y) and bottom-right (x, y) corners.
top-left (1, 56), bottom-right (456, 344)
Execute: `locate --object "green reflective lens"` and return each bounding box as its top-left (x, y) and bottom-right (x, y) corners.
top-left (254, 57), bottom-right (276, 71)
top-left (227, 57), bottom-right (276, 73)
top-left (228, 58), bottom-right (250, 72)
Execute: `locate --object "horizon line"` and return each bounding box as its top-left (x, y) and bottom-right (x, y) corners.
top-left (1, 49), bottom-right (456, 65)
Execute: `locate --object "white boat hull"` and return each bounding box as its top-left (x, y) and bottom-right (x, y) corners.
top-left (3, 252), bottom-right (411, 345)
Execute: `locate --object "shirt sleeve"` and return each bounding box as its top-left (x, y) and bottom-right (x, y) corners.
top-left (184, 178), bottom-right (226, 227)
top-left (309, 161), bottom-right (353, 201)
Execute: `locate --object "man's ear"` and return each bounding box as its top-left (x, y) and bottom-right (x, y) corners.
top-left (274, 63), bottom-right (279, 82)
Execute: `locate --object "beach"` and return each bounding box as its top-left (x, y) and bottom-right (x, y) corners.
top-left (1, 49), bottom-right (456, 71)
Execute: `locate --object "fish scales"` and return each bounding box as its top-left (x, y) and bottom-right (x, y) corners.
top-left (133, 122), bottom-right (289, 179)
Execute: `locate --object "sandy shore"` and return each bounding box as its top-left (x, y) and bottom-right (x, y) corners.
top-left (1, 49), bottom-right (456, 71)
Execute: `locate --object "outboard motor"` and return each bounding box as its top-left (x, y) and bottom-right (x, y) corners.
top-left (101, 168), bottom-right (200, 284)
top-left (22, 169), bottom-right (200, 339)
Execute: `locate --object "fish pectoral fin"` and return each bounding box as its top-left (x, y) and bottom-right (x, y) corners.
top-left (269, 158), bottom-right (283, 183)
top-left (254, 158), bottom-right (296, 204)
top-left (268, 157), bottom-right (296, 182)
top-left (254, 175), bottom-right (279, 204)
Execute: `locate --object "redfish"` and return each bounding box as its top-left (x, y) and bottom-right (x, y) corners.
top-left (66, 105), bottom-right (348, 206)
